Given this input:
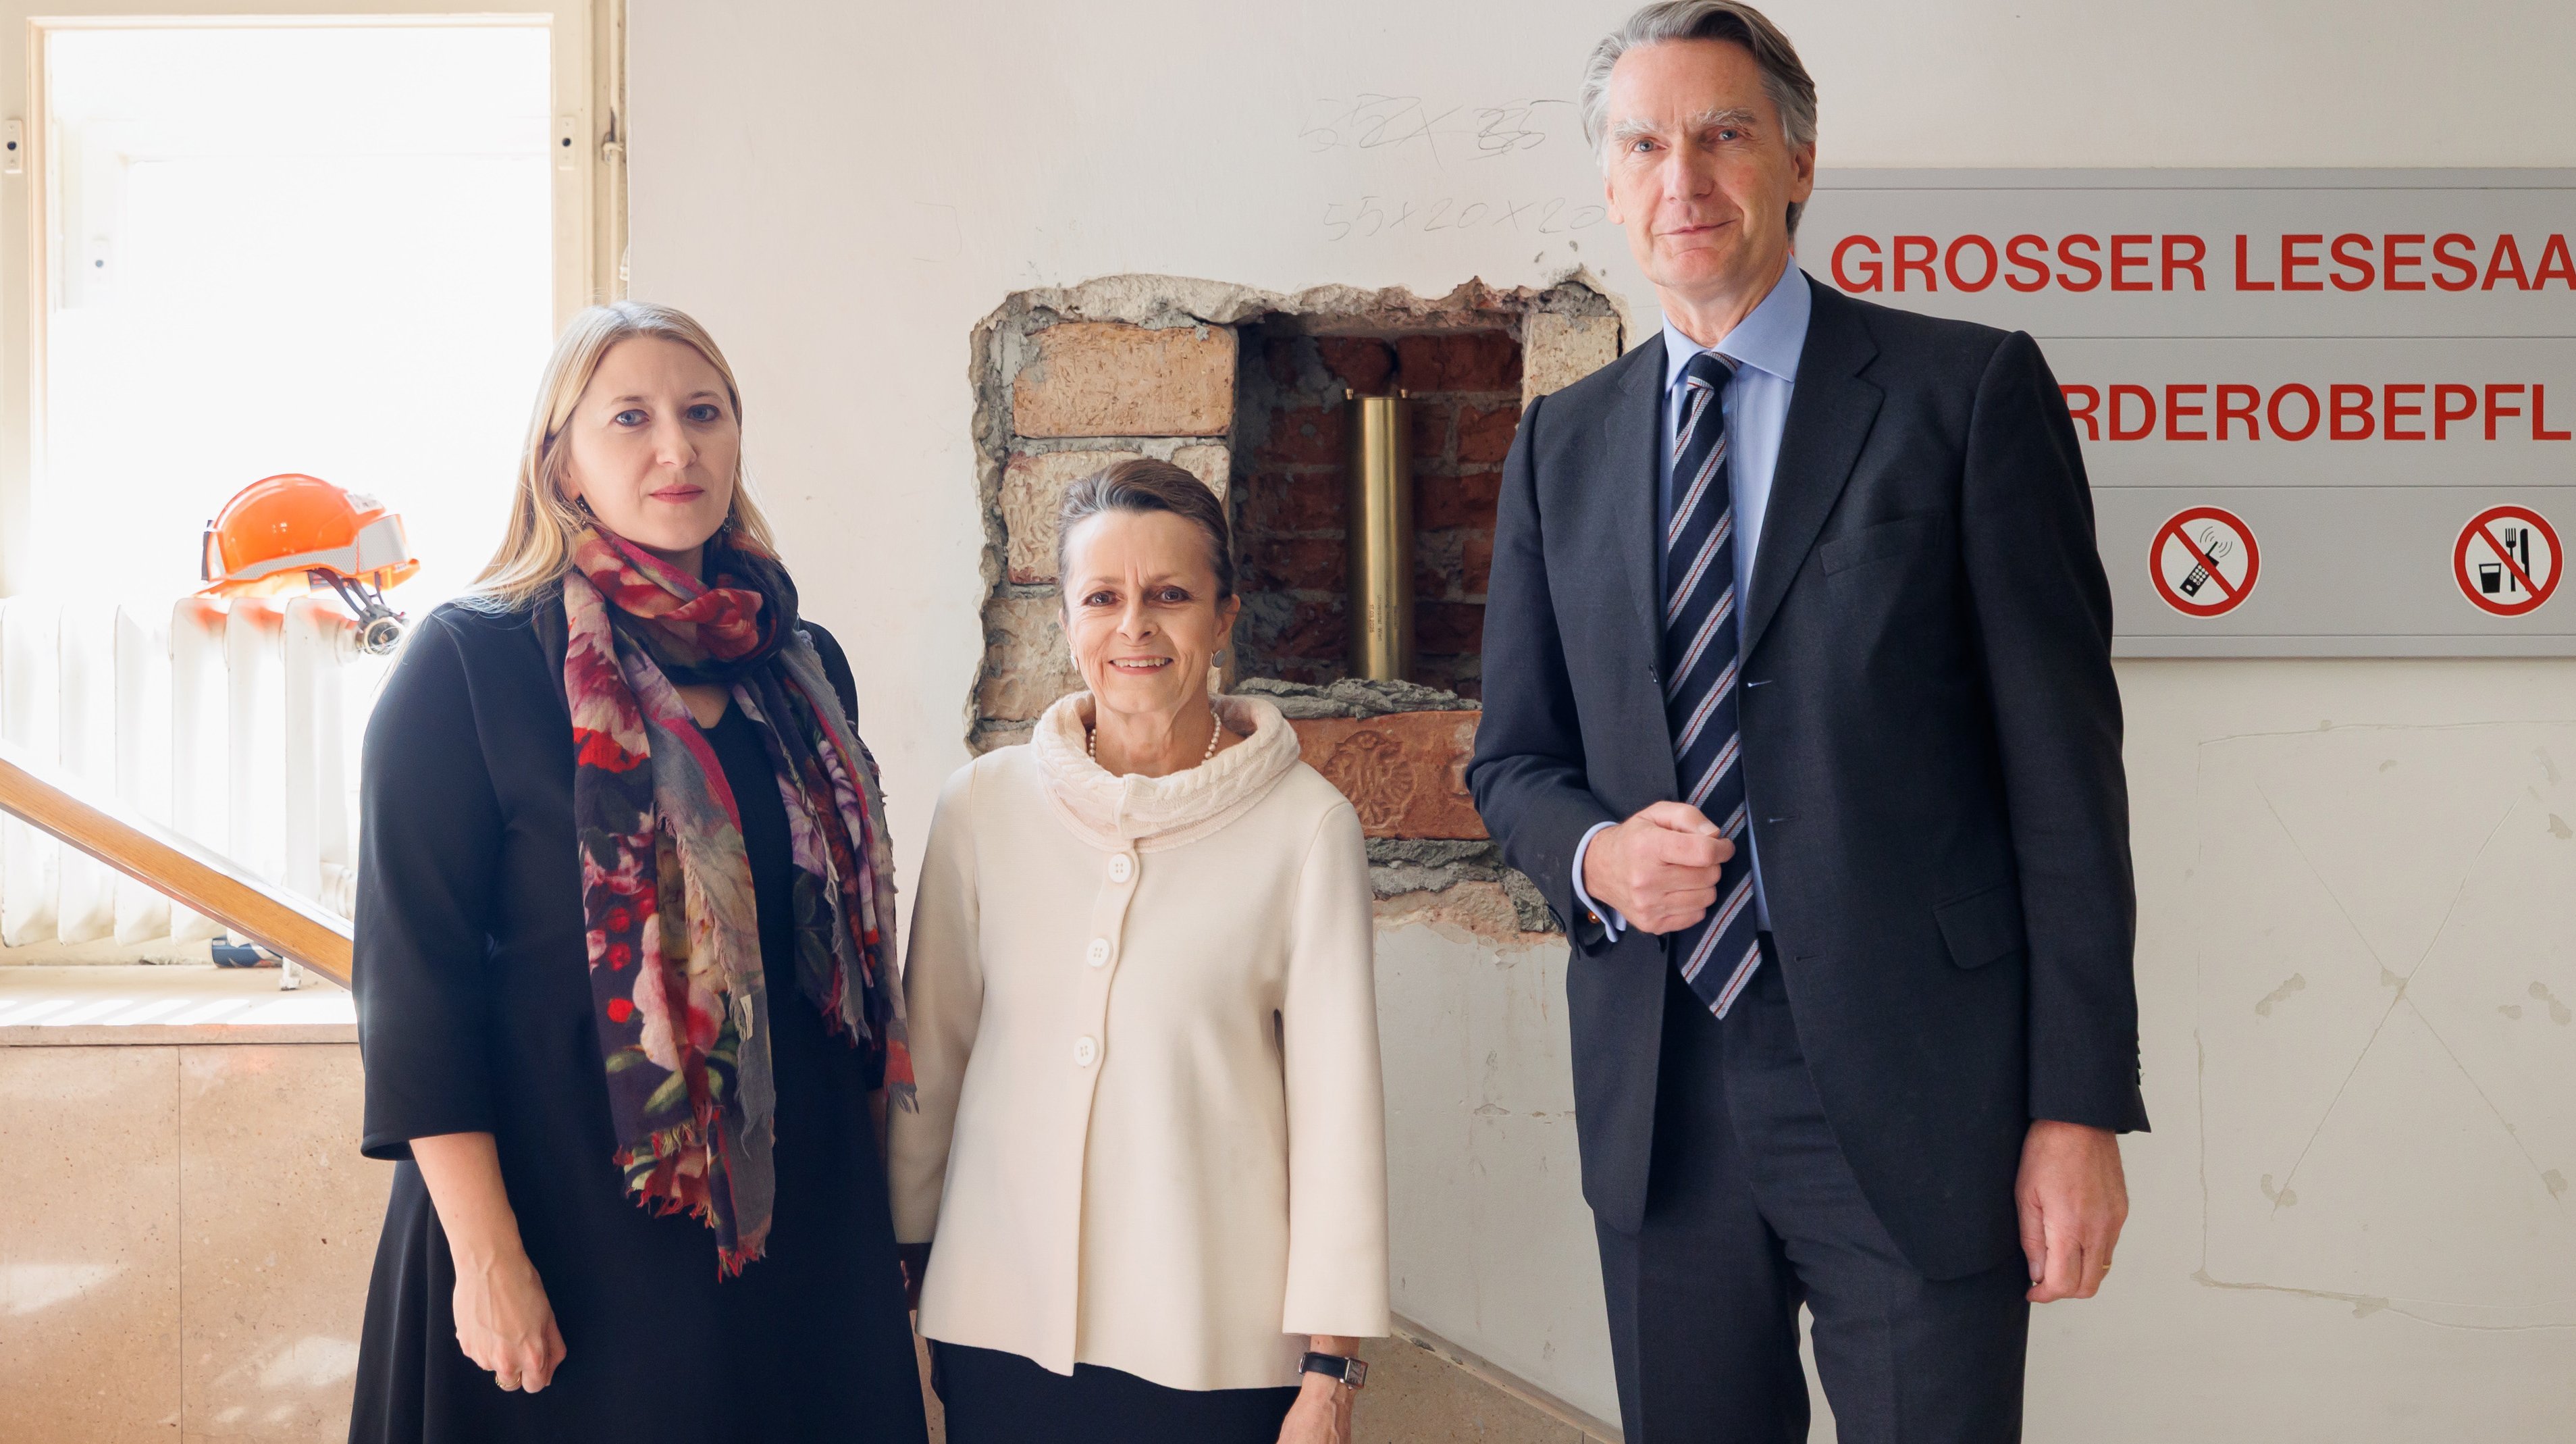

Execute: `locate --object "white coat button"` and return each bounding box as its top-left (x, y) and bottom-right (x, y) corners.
top-left (1074, 1035), bottom-right (1099, 1067)
top-left (1085, 938), bottom-right (1111, 967)
top-left (1108, 855), bottom-right (1134, 883)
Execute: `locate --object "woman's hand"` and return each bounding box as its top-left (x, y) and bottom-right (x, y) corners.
top-left (451, 1245), bottom-right (567, 1393)
top-left (1278, 1335), bottom-right (1361, 1444)
top-left (411, 1132), bottom-right (565, 1393)
top-left (1276, 1372), bottom-right (1354, 1444)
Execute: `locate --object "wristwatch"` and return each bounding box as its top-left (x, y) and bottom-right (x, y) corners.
top-left (1299, 1351), bottom-right (1368, 1390)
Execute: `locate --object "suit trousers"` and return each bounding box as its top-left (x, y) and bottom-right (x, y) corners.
top-left (1595, 946), bottom-right (2030, 1443)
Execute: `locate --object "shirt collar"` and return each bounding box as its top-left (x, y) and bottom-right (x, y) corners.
top-left (1660, 261), bottom-right (1812, 393)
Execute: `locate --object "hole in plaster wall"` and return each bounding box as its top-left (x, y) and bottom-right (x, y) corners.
top-left (1230, 317), bottom-right (1523, 697)
top-left (965, 274), bottom-right (1625, 933)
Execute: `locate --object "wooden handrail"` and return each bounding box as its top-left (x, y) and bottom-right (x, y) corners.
top-left (0, 738), bottom-right (352, 988)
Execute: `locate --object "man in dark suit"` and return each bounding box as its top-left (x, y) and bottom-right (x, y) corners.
top-left (1467, 3), bottom-right (2148, 1439)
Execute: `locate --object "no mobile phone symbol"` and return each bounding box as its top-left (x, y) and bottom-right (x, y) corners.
top-left (2151, 507), bottom-right (2260, 618)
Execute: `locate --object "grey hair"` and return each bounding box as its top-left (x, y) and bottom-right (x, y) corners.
top-left (1055, 457), bottom-right (1236, 600)
top-left (1579, 0), bottom-right (1819, 236)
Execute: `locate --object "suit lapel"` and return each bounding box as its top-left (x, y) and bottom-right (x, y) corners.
top-left (1742, 280), bottom-right (1882, 659)
top-left (1598, 332), bottom-right (1668, 661)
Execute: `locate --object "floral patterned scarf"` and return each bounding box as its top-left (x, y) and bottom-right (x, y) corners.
top-left (562, 522), bottom-right (913, 1276)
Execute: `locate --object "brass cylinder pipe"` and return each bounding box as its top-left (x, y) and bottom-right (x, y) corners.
top-left (1345, 390), bottom-right (1415, 681)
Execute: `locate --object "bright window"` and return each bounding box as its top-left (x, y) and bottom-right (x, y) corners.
top-left (37, 22), bottom-right (560, 607)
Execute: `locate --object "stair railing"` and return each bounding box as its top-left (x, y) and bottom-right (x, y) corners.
top-left (0, 736), bottom-right (352, 988)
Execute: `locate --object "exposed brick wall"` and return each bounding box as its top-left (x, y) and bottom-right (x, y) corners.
top-left (999, 444), bottom-right (1229, 584)
top-left (968, 278), bottom-right (1619, 760)
top-left (1292, 711), bottom-right (1484, 838)
top-left (974, 316), bottom-right (1238, 752)
top-left (1011, 322), bottom-right (1236, 438)
top-left (1232, 328), bottom-right (1521, 698)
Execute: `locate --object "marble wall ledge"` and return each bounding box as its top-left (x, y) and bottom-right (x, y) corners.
top-left (0, 965), bottom-right (355, 1046)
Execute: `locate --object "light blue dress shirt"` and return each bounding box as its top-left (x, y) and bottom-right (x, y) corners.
top-left (1572, 262), bottom-right (1812, 939)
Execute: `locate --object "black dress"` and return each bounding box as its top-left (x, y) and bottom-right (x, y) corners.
top-left (931, 1342), bottom-right (1300, 1444)
top-left (346, 600), bottom-right (927, 1444)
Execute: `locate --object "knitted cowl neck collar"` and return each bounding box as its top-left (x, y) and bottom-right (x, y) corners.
top-left (1030, 691), bottom-right (1303, 852)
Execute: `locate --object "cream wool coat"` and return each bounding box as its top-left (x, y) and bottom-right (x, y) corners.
top-left (888, 692), bottom-right (1390, 1391)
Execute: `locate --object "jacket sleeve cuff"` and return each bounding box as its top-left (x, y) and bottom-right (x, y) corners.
top-left (1570, 821), bottom-right (1627, 940)
top-left (1502, 787), bottom-right (1621, 953)
top-left (2030, 1075), bottom-right (2151, 1135)
top-left (359, 1087), bottom-right (498, 1163)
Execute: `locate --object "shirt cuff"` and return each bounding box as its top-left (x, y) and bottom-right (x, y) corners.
top-left (1571, 821), bottom-right (1626, 939)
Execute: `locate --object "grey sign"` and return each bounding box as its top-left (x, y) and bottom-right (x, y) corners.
top-left (1801, 170), bottom-right (2576, 656)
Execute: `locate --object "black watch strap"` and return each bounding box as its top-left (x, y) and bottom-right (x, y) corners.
top-left (1298, 1351), bottom-right (1368, 1389)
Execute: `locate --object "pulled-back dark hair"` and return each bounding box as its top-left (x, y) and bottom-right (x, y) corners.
top-left (1054, 457), bottom-right (1235, 598)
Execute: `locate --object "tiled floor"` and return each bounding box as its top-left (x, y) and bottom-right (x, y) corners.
top-left (1357, 1326), bottom-right (1621, 1444)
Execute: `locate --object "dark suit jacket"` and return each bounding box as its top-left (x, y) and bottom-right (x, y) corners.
top-left (1467, 276), bottom-right (2149, 1280)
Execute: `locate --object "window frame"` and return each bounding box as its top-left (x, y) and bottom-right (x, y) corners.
top-left (0, 1), bottom-right (622, 596)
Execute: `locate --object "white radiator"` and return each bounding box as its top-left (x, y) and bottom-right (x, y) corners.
top-left (0, 594), bottom-right (376, 950)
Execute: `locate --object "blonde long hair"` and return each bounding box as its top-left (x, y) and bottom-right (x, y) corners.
top-left (471, 301), bottom-right (782, 607)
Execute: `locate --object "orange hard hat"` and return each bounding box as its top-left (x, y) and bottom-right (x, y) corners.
top-left (200, 473), bottom-right (419, 599)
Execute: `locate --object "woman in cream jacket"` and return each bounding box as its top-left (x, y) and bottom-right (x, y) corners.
top-left (889, 458), bottom-right (1388, 1444)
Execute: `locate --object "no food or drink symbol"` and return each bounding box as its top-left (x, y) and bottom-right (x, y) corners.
top-left (2151, 506), bottom-right (2260, 618)
top-left (2453, 505), bottom-right (2561, 617)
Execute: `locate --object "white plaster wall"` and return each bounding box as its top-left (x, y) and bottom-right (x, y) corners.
top-left (628, 2), bottom-right (2576, 1436)
top-left (2095, 661), bottom-right (2576, 1443)
top-left (1374, 920), bottom-right (1614, 1416)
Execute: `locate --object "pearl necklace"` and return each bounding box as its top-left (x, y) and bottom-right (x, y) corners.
top-left (1089, 701), bottom-right (1224, 767)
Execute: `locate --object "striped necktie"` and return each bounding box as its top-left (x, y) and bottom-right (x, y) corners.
top-left (1663, 350), bottom-right (1764, 1018)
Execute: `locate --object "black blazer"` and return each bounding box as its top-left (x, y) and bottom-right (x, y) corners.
top-left (1468, 277), bottom-right (2149, 1279)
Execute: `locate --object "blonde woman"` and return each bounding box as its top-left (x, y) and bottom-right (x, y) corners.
top-left (891, 459), bottom-right (1390, 1444)
top-left (346, 302), bottom-right (928, 1443)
